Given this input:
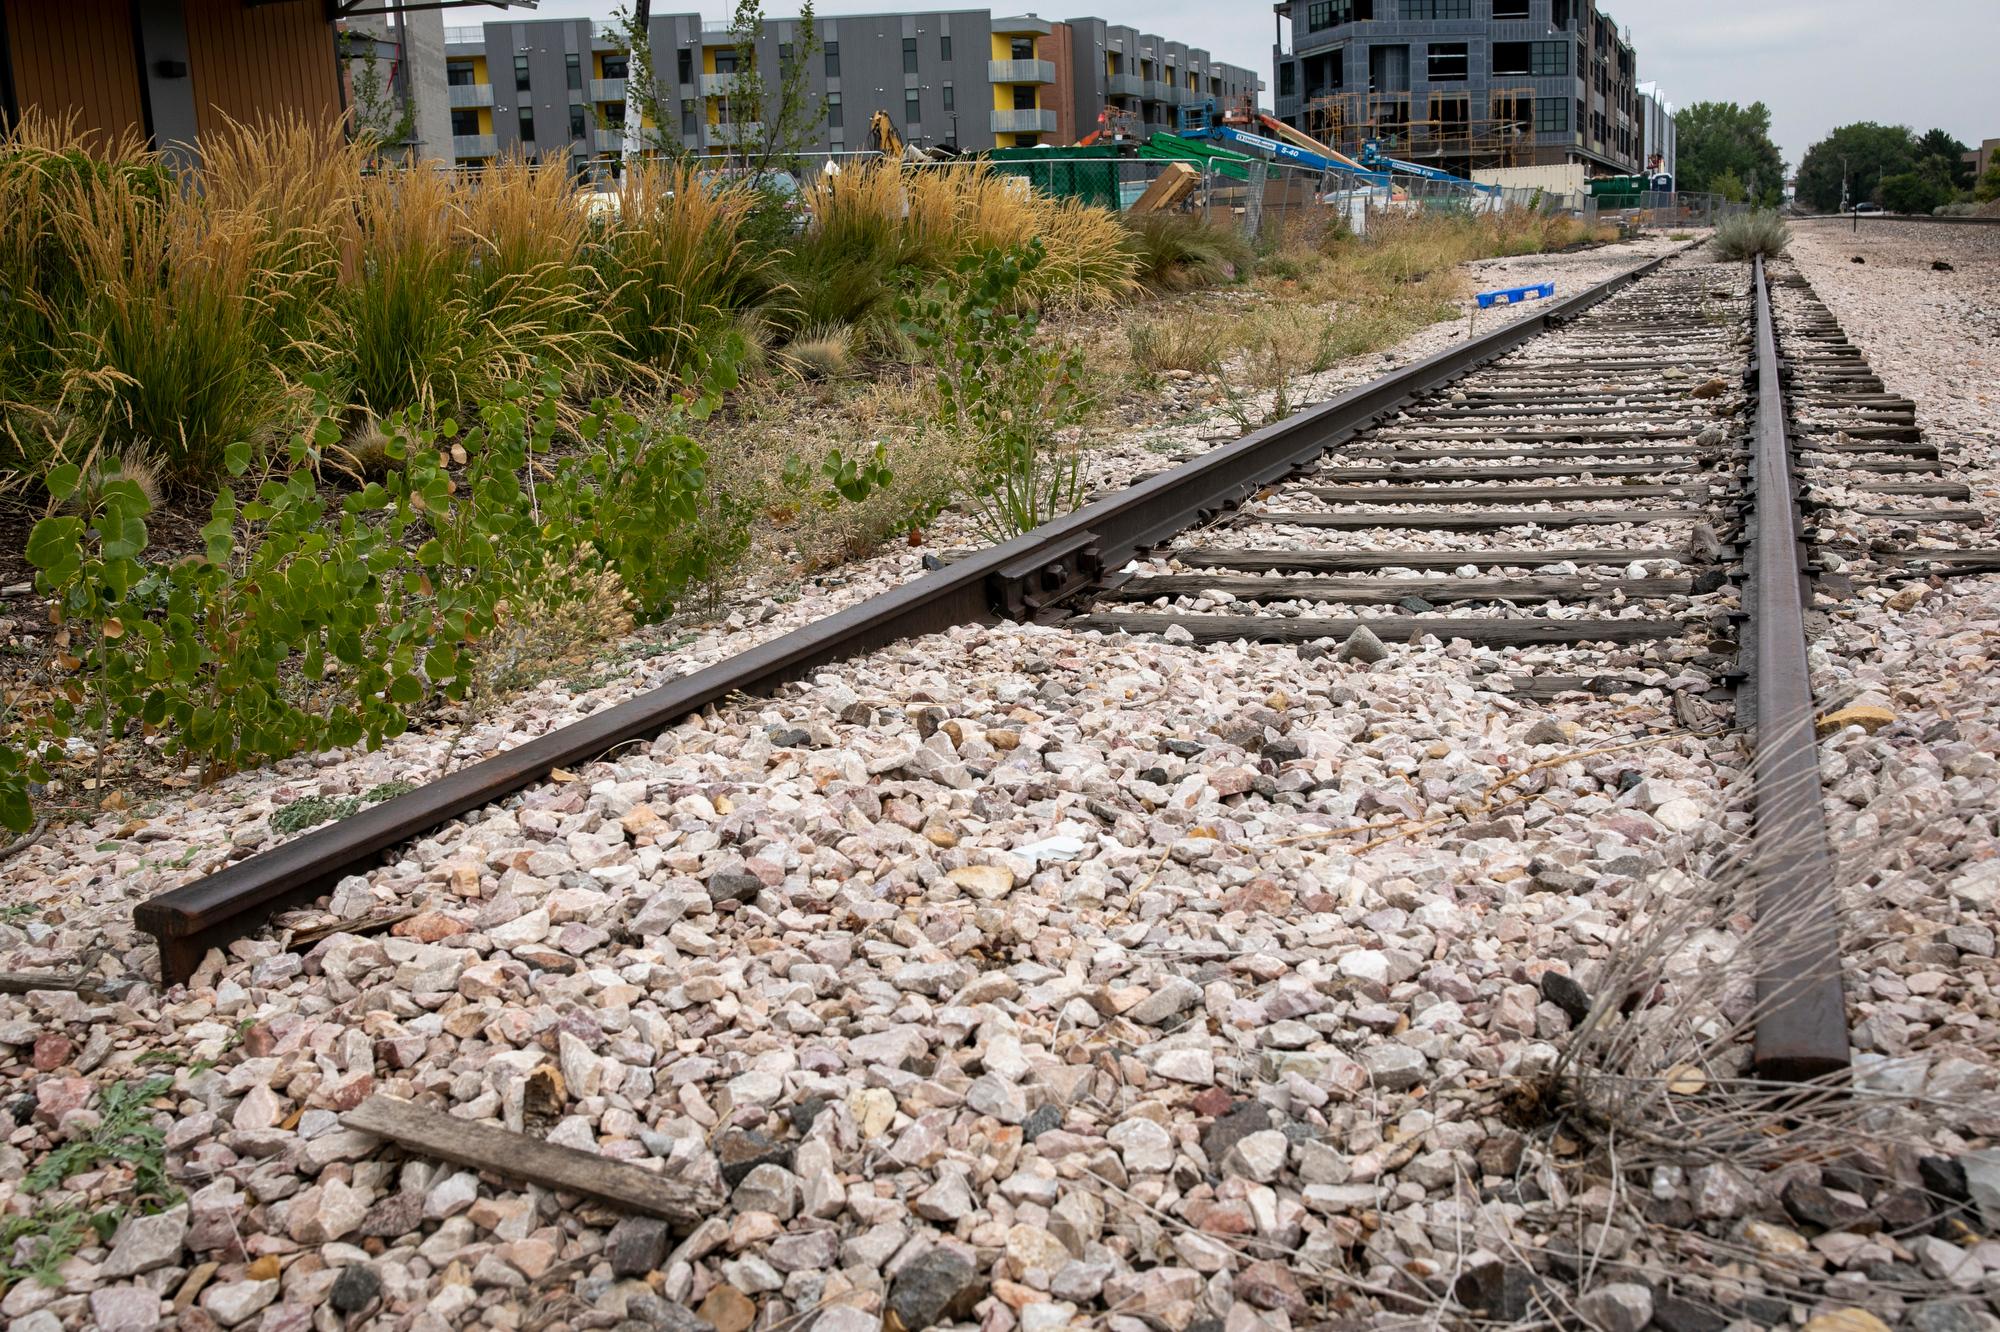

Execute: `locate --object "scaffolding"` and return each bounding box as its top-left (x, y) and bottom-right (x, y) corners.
top-left (1304, 87), bottom-right (1537, 176)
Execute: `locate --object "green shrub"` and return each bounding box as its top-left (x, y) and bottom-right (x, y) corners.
top-left (1712, 210), bottom-right (1790, 260)
top-left (1121, 213), bottom-right (1253, 291)
top-left (0, 357), bottom-right (749, 833)
top-left (595, 162), bottom-right (776, 381)
top-left (902, 242), bottom-right (1089, 542)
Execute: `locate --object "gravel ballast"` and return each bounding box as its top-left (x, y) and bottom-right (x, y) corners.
top-left (3, 228), bottom-right (1996, 1331)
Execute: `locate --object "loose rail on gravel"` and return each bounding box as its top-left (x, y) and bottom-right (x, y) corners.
top-left (135, 249), bottom-right (1684, 982)
top-left (130, 242), bottom-right (1916, 1088)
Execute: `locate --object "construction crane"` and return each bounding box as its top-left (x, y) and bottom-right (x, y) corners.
top-left (1358, 139), bottom-right (1499, 193)
top-left (1180, 122), bottom-right (1394, 188)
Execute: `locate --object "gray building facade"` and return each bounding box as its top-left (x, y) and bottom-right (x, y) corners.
top-left (1064, 17), bottom-right (1263, 141)
top-left (440, 7), bottom-right (1264, 168)
top-left (1271, 0), bottom-right (1641, 176)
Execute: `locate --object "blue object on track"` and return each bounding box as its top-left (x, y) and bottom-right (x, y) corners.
top-left (1476, 282), bottom-right (1556, 309)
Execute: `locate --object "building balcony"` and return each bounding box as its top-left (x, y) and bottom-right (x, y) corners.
top-left (589, 78), bottom-right (626, 102)
top-left (988, 58), bottom-right (1056, 84)
top-left (452, 134), bottom-right (497, 159)
top-left (594, 127), bottom-right (625, 152)
top-left (448, 83), bottom-right (493, 108)
top-left (1108, 72), bottom-right (1144, 97)
top-left (991, 14), bottom-right (1054, 35)
top-left (990, 108), bottom-right (1058, 135)
top-left (700, 71), bottom-right (748, 97)
top-left (1143, 79), bottom-right (1176, 102)
top-left (704, 121), bottom-right (764, 147)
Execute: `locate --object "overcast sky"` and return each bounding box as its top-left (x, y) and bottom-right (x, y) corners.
top-left (446, 0), bottom-right (1997, 167)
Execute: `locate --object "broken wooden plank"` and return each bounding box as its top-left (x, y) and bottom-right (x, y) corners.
top-left (1070, 612), bottom-right (1688, 646)
top-left (1239, 508), bottom-right (1708, 531)
top-left (1854, 481), bottom-right (1972, 500)
top-left (1105, 573), bottom-right (1696, 604)
top-left (1854, 507), bottom-right (1985, 524)
top-left (342, 1095), bottom-right (722, 1227)
top-left (0, 970), bottom-right (125, 1000)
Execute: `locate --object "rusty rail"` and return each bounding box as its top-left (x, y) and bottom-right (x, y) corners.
top-left (133, 248), bottom-right (1688, 984)
top-left (1744, 254), bottom-right (1850, 1081)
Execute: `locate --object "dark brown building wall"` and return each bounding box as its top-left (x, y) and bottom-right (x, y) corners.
top-left (1045, 21), bottom-right (1076, 145)
top-left (3, 0), bottom-right (147, 148)
top-left (182, 0), bottom-right (340, 138)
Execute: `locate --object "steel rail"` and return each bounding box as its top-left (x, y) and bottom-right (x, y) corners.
top-left (1745, 254), bottom-right (1851, 1082)
top-left (133, 248), bottom-right (1684, 985)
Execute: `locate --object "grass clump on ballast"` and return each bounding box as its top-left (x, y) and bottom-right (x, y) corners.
top-left (1713, 209), bottom-right (1791, 260)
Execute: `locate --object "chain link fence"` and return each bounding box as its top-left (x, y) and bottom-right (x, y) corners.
top-left (723, 152), bottom-right (1749, 243)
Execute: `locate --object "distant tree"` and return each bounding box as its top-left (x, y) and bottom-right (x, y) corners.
top-left (1916, 127), bottom-right (1973, 189)
top-left (1674, 101), bottom-right (1785, 206)
top-left (610, 3), bottom-right (694, 161)
top-left (340, 29), bottom-right (417, 163)
top-left (1794, 122), bottom-right (1917, 212)
top-left (611, 0), bottom-right (822, 175)
top-left (1879, 170), bottom-right (1950, 214)
top-left (1710, 169), bottom-right (1747, 203)
top-left (1977, 158), bottom-right (2000, 204)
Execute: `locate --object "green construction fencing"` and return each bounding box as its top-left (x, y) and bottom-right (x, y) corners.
top-left (985, 146), bottom-right (1121, 210)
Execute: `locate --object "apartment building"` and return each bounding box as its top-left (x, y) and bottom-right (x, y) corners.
top-left (439, 8), bottom-right (1264, 171)
top-left (1270, 0), bottom-right (1643, 177)
top-left (442, 18), bottom-right (635, 171)
top-left (1064, 17), bottom-right (1265, 141)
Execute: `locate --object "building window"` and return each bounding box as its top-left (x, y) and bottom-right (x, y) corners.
top-left (676, 49), bottom-right (692, 83)
top-left (714, 49), bottom-right (737, 73)
top-left (447, 62), bottom-right (477, 87)
top-left (1427, 42), bottom-right (1467, 81)
top-left (1010, 36), bottom-right (1034, 59)
top-left (517, 106), bottom-right (536, 141)
top-left (903, 37), bottom-right (918, 74)
top-left (1492, 0), bottom-right (1529, 14)
top-left (569, 105), bottom-right (587, 137)
top-left (1494, 39), bottom-right (1569, 77)
top-left (1404, 0), bottom-right (1470, 17)
top-left (1278, 61), bottom-right (1296, 97)
top-left (514, 55), bottom-right (531, 92)
top-left (451, 108), bottom-right (481, 136)
top-left (605, 102), bottom-right (625, 125)
top-left (940, 34), bottom-right (952, 60)
top-left (1016, 135), bottom-right (1039, 147)
top-left (942, 83), bottom-right (955, 111)
top-left (906, 92), bottom-right (921, 124)
top-left (598, 53), bottom-right (626, 80)
top-left (566, 52), bottom-right (582, 90)
top-left (825, 41), bottom-right (840, 76)
top-left (1012, 86), bottom-right (1036, 110)
top-left (1552, 0), bottom-right (1572, 25)
top-left (1306, 0), bottom-right (1370, 28)
top-left (827, 91), bottom-right (842, 127)
top-left (682, 98), bottom-right (697, 136)
top-left (1535, 97), bottom-right (1567, 134)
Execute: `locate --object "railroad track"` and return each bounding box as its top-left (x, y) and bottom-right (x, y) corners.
top-left (134, 244), bottom-right (1988, 1084)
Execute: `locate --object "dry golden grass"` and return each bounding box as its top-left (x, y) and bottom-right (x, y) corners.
top-left (1126, 312), bottom-right (1229, 376)
top-left (600, 159), bottom-right (775, 378)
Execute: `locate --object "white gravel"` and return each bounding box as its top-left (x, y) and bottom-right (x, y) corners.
top-left (9, 227), bottom-right (1996, 1332)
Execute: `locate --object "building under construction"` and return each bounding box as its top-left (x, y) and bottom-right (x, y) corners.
top-left (1270, 0), bottom-right (1643, 178)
